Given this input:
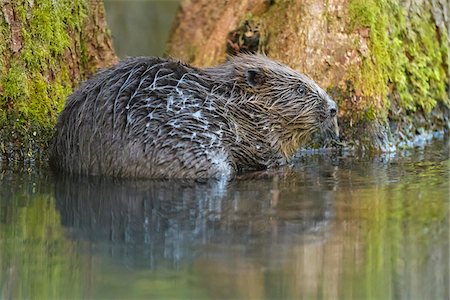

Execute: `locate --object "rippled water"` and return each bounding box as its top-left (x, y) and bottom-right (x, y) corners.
top-left (0, 139), bottom-right (448, 299)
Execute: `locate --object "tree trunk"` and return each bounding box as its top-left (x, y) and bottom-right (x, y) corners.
top-left (0, 0), bottom-right (117, 161)
top-left (168, 0), bottom-right (449, 150)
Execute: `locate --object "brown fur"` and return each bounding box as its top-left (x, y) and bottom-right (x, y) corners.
top-left (50, 54), bottom-right (338, 179)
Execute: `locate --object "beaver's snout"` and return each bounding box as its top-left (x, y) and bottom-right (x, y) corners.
top-left (321, 96), bottom-right (339, 141)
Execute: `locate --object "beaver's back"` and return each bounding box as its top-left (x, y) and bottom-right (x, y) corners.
top-left (51, 57), bottom-right (233, 179)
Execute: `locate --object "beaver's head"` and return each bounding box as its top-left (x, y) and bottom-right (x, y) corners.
top-left (225, 54), bottom-right (339, 159)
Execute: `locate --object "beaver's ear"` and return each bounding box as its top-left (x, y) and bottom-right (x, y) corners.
top-left (246, 68), bottom-right (265, 87)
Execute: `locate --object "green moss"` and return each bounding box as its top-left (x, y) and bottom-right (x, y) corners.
top-left (348, 0), bottom-right (448, 120)
top-left (388, 2), bottom-right (448, 114)
top-left (26, 74), bottom-right (51, 125)
top-left (365, 105), bottom-right (377, 121)
top-left (347, 0), bottom-right (390, 119)
top-left (50, 66), bottom-right (73, 113)
top-left (348, 0), bottom-right (378, 28)
top-left (1, 63), bottom-right (29, 101)
top-left (0, 0), bottom-right (89, 160)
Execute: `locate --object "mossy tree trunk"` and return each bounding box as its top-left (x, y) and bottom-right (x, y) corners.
top-left (0, 0), bottom-right (117, 161)
top-left (168, 0), bottom-right (449, 150)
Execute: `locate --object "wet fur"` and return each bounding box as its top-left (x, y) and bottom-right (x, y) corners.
top-left (51, 55), bottom-right (338, 179)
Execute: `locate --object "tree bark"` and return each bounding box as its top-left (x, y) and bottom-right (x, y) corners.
top-left (0, 0), bottom-right (117, 161)
top-left (168, 0), bottom-right (449, 150)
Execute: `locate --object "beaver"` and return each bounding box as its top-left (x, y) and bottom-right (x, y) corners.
top-left (50, 54), bottom-right (338, 179)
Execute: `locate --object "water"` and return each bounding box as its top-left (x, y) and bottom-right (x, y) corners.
top-left (103, 0), bottom-right (180, 57)
top-left (0, 140), bottom-right (448, 299)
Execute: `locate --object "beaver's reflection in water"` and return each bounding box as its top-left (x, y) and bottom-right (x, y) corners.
top-left (55, 171), bottom-right (335, 268)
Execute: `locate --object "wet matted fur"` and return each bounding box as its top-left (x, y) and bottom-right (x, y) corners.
top-left (50, 54), bottom-right (338, 179)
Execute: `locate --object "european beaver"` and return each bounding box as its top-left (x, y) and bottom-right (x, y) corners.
top-left (50, 55), bottom-right (338, 179)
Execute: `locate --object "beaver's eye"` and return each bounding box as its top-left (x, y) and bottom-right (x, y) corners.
top-left (297, 85), bottom-right (306, 96)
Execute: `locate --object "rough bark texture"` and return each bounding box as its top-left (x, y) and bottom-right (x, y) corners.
top-left (168, 0), bottom-right (449, 150)
top-left (0, 0), bottom-right (117, 161)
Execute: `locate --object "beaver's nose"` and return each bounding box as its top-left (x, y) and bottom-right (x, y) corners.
top-left (330, 107), bottom-right (337, 117)
top-left (328, 99), bottom-right (337, 117)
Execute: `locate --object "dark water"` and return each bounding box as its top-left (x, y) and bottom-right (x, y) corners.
top-left (103, 0), bottom-right (180, 57)
top-left (0, 140), bottom-right (448, 299)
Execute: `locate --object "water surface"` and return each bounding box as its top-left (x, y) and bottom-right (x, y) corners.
top-left (0, 140), bottom-right (449, 299)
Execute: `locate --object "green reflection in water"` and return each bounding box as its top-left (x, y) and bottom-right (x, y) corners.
top-left (90, 258), bottom-right (207, 299)
top-left (0, 169), bottom-right (82, 299)
top-left (336, 159), bottom-right (449, 300)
